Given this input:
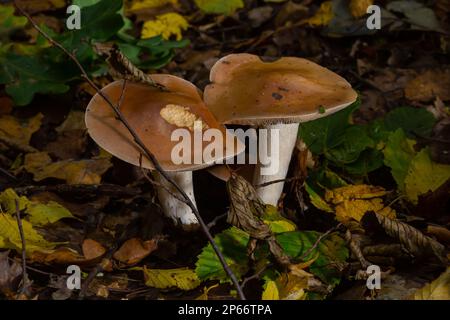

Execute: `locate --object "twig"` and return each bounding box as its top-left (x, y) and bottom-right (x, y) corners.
top-left (0, 167), bottom-right (18, 182)
top-left (254, 177), bottom-right (302, 188)
top-left (207, 213), bottom-right (227, 229)
top-left (345, 229), bottom-right (370, 269)
top-left (299, 223), bottom-right (342, 261)
top-left (13, 2), bottom-right (245, 299)
top-left (15, 199), bottom-right (29, 295)
top-left (14, 184), bottom-right (140, 197)
top-left (240, 265), bottom-right (269, 289)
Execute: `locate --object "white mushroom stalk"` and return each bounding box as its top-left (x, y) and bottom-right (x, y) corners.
top-left (253, 122), bottom-right (300, 206)
top-left (153, 171), bottom-right (199, 228)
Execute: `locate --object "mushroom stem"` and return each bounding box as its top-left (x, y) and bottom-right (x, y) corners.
top-left (153, 171), bottom-right (199, 229)
top-left (253, 122), bottom-right (300, 206)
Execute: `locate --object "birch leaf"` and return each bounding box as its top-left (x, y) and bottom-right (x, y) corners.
top-left (142, 267), bottom-right (200, 291)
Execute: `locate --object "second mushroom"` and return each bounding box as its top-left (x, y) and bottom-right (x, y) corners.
top-left (204, 54), bottom-right (358, 206)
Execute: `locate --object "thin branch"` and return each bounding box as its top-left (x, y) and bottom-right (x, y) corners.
top-left (207, 213), bottom-right (227, 229)
top-left (13, 2), bottom-right (245, 299)
top-left (254, 176), bottom-right (303, 188)
top-left (14, 184), bottom-right (140, 197)
top-left (15, 199), bottom-right (29, 295)
top-left (299, 223), bottom-right (342, 261)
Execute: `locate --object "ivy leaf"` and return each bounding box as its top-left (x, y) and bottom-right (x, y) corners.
top-left (384, 107), bottom-right (436, 137)
top-left (195, 227), bottom-right (249, 282)
top-left (194, 0), bottom-right (244, 15)
top-left (299, 98), bottom-right (360, 154)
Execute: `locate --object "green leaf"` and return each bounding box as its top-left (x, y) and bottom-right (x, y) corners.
top-left (344, 148), bottom-right (384, 176)
top-left (299, 98), bottom-right (360, 154)
top-left (404, 148), bottom-right (450, 203)
top-left (263, 205), bottom-right (297, 233)
top-left (326, 125), bottom-right (375, 164)
top-left (0, 53), bottom-right (71, 106)
top-left (384, 107), bottom-right (436, 137)
top-left (194, 0), bottom-right (244, 15)
top-left (0, 5), bottom-right (27, 36)
top-left (195, 227), bottom-right (249, 282)
top-left (383, 129), bottom-right (416, 190)
top-left (305, 183), bottom-right (333, 213)
top-left (276, 231), bottom-right (348, 286)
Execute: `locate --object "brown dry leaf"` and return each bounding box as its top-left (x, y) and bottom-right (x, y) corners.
top-left (405, 69), bottom-right (450, 102)
top-left (15, 0), bottom-right (66, 13)
top-left (82, 239), bottom-right (106, 260)
top-left (411, 267), bottom-right (450, 300)
top-left (30, 247), bottom-right (85, 265)
top-left (0, 113), bottom-right (43, 146)
top-left (363, 211), bottom-right (448, 264)
top-left (113, 238), bottom-right (158, 266)
top-left (24, 152), bottom-right (112, 184)
top-left (0, 251), bottom-right (22, 297)
top-left (45, 130), bottom-right (87, 160)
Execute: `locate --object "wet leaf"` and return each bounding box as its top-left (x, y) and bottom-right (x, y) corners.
top-left (142, 267), bottom-right (200, 290)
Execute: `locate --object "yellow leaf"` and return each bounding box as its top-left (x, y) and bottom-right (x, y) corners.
top-left (128, 0), bottom-right (178, 11)
top-left (412, 267), bottom-right (450, 300)
top-left (141, 12), bottom-right (188, 40)
top-left (0, 188), bottom-right (74, 226)
top-left (24, 152), bottom-right (112, 185)
top-left (262, 280), bottom-right (280, 300)
top-left (0, 113), bottom-right (43, 146)
top-left (196, 283), bottom-right (219, 300)
top-left (142, 267), bottom-right (200, 290)
top-left (305, 1), bottom-right (333, 26)
top-left (349, 0), bottom-right (373, 18)
top-left (325, 185), bottom-right (396, 223)
top-left (404, 149), bottom-right (450, 204)
top-left (0, 212), bottom-right (56, 254)
top-left (305, 183), bottom-right (333, 213)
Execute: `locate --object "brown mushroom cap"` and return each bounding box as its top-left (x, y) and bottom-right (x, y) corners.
top-left (85, 75), bottom-right (244, 172)
top-left (203, 54), bottom-right (358, 125)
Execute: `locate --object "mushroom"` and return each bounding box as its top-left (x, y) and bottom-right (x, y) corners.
top-left (204, 54), bottom-right (357, 206)
top-left (85, 75), bottom-right (244, 229)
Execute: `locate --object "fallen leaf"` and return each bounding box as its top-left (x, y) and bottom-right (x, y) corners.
top-left (128, 0), bottom-right (178, 11)
top-left (0, 113), bottom-right (43, 146)
top-left (305, 1), bottom-right (333, 26)
top-left (113, 238), bottom-right (158, 265)
top-left (349, 0), bottom-right (373, 18)
top-left (141, 12), bottom-right (188, 40)
top-left (196, 283), bottom-right (219, 300)
top-left (0, 251), bottom-right (22, 297)
top-left (194, 0), bottom-right (244, 15)
top-left (82, 239), bottom-right (106, 260)
top-left (404, 148), bottom-right (450, 203)
top-left (142, 267), bottom-right (200, 290)
top-left (15, 0), bottom-right (66, 13)
top-left (362, 211), bottom-right (448, 264)
top-left (405, 69), bottom-right (450, 102)
top-left (24, 152), bottom-right (112, 184)
top-left (411, 267), bottom-right (450, 300)
top-left (262, 280), bottom-right (280, 300)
